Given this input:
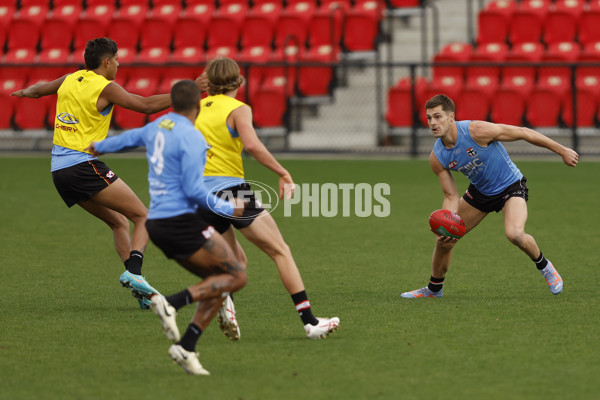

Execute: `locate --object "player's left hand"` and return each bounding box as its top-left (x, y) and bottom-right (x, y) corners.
top-left (561, 148), bottom-right (579, 167)
top-left (434, 233), bottom-right (459, 247)
top-left (195, 72), bottom-right (209, 93)
top-left (85, 142), bottom-right (102, 157)
top-left (279, 172), bottom-right (295, 200)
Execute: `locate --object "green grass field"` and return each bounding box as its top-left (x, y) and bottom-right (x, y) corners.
top-left (1, 156), bottom-right (598, 400)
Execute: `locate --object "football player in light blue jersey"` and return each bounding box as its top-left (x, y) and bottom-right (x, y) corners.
top-left (88, 80), bottom-right (247, 376)
top-left (402, 94), bottom-right (579, 299)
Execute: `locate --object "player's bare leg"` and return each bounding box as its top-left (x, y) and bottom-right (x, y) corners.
top-left (239, 211), bottom-right (304, 294)
top-left (240, 211), bottom-right (339, 339)
top-left (79, 186), bottom-right (155, 308)
top-left (502, 197), bottom-right (563, 294)
top-left (153, 233), bottom-right (247, 375)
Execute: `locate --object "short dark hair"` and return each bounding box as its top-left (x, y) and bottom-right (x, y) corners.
top-left (171, 80), bottom-right (201, 113)
top-left (84, 38), bottom-right (118, 70)
top-left (425, 94), bottom-right (455, 113)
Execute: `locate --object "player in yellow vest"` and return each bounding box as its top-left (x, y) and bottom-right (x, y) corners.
top-left (195, 57), bottom-right (339, 340)
top-left (11, 38), bottom-right (171, 309)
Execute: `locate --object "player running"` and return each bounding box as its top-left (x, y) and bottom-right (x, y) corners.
top-left (87, 80), bottom-right (247, 375)
top-left (401, 94), bottom-right (578, 299)
top-left (194, 57), bottom-right (339, 339)
top-left (11, 38), bottom-right (171, 308)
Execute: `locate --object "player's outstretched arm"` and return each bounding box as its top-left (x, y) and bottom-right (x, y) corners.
top-left (232, 105), bottom-right (294, 200)
top-left (99, 81), bottom-right (171, 115)
top-left (10, 75), bottom-right (68, 99)
top-left (470, 121), bottom-right (579, 167)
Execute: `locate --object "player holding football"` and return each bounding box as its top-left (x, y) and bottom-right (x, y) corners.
top-left (87, 80), bottom-right (247, 376)
top-left (194, 57), bottom-right (339, 339)
top-left (401, 94), bottom-right (579, 298)
top-left (11, 38), bottom-right (171, 309)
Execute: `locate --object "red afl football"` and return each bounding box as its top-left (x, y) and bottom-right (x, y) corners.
top-left (429, 209), bottom-right (466, 239)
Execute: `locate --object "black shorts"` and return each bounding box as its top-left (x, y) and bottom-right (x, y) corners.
top-left (52, 160), bottom-right (119, 207)
top-left (196, 182), bottom-right (265, 234)
top-left (463, 178), bottom-right (529, 213)
top-left (146, 213), bottom-right (216, 260)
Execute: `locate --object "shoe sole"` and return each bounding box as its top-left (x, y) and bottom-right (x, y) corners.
top-left (120, 280), bottom-right (155, 300)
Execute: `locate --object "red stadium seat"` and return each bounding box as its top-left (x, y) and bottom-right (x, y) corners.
top-left (308, 10), bottom-right (344, 48)
top-left (385, 76), bottom-right (427, 127)
top-left (204, 46), bottom-right (239, 61)
top-left (181, 1), bottom-right (214, 26)
top-left (526, 76), bottom-right (568, 127)
top-left (171, 16), bottom-right (206, 63)
top-left (0, 93), bottom-right (15, 129)
top-left (13, 96), bottom-right (50, 130)
top-left (6, 19), bottom-right (41, 52)
top-left (250, 1), bottom-right (282, 26)
top-left (476, 7), bottom-right (510, 45)
top-left (4, 48), bottom-right (37, 64)
top-left (343, 1), bottom-right (382, 52)
top-left (509, 7), bottom-right (545, 45)
top-left (38, 48), bottom-right (72, 65)
top-left (206, 14), bottom-right (241, 50)
top-left (543, 9), bottom-right (577, 46)
top-left (73, 16), bottom-right (108, 54)
top-left (284, 1), bottom-right (316, 24)
top-left (139, 16), bottom-right (173, 50)
top-left (562, 85), bottom-right (598, 127)
top-left (251, 77), bottom-right (288, 128)
top-left (274, 11), bottom-right (310, 49)
top-left (539, 42), bottom-right (580, 81)
top-left (490, 86), bottom-right (526, 125)
top-left (218, 2), bottom-right (248, 26)
top-left (578, 10), bottom-right (600, 47)
top-left (266, 45), bottom-right (304, 96)
top-left (297, 45), bottom-right (339, 97)
top-left (432, 42), bottom-right (473, 82)
top-left (388, 0), bottom-right (420, 7)
top-left (464, 75), bottom-right (499, 98)
top-left (503, 42), bottom-right (543, 84)
top-left (81, 3), bottom-right (115, 31)
top-left (148, 2), bottom-right (182, 29)
top-left (456, 84), bottom-right (491, 121)
top-left (554, 0), bottom-right (584, 19)
top-left (114, 107), bottom-right (148, 130)
top-left (0, 4), bottom-right (15, 35)
top-left (48, 3), bottom-right (83, 30)
top-left (466, 42), bottom-right (507, 83)
top-left (114, 2), bottom-right (149, 30)
top-left (109, 14), bottom-right (142, 59)
top-left (237, 45), bottom-right (273, 91)
top-left (578, 42), bottom-right (600, 81)
top-left (40, 16), bottom-right (74, 52)
top-left (14, 4), bottom-right (49, 30)
top-left (240, 13), bottom-right (275, 49)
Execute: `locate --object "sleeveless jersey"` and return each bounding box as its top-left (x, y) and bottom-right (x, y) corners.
top-left (195, 94), bottom-right (246, 178)
top-left (433, 120), bottom-right (523, 196)
top-left (53, 70), bottom-right (114, 153)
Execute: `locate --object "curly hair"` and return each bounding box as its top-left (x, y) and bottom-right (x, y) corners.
top-left (205, 57), bottom-right (245, 96)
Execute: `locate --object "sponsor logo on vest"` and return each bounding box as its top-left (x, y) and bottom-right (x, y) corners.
top-left (57, 112), bottom-right (79, 124)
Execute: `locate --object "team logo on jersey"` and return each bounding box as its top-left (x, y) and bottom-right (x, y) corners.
top-left (466, 147), bottom-right (477, 157)
top-left (106, 170), bottom-right (115, 179)
top-left (205, 101), bottom-right (213, 107)
top-left (57, 112), bottom-right (79, 124)
top-left (448, 160), bottom-right (458, 169)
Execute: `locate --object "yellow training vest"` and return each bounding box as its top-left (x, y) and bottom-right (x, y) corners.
top-left (195, 94), bottom-right (246, 178)
top-left (53, 70), bottom-right (114, 153)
